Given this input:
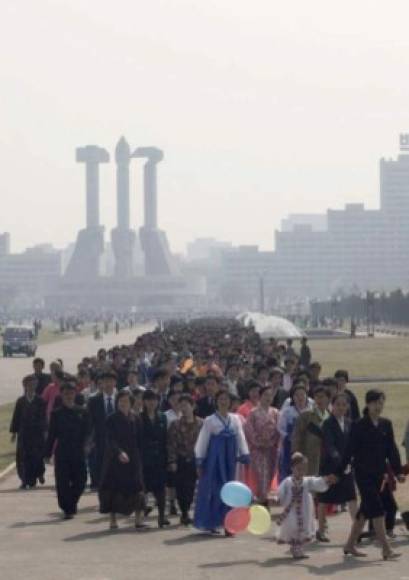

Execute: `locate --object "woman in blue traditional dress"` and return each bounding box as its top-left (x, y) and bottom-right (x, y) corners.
top-left (194, 391), bottom-right (250, 534)
top-left (277, 382), bottom-right (311, 483)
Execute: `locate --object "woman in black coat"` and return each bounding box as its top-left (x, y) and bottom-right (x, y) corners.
top-left (316, 393), bottom-right (357, 542)
top-left (99, 391), bottom-right (144, 530)
top-left (140, 390), bottom-right (169, 528)
top-left (342, 389), bottom-right (404, 560)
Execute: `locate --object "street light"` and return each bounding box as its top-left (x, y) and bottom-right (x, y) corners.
top-left (259, 274), bottom-right (265, 314)
top-left (366, 290), bottom-right (376, 337)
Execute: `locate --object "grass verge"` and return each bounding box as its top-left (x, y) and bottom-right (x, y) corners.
top-left (0, 403), bottom-right (14, 472)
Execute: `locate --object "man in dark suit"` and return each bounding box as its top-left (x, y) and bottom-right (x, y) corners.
top-left (269, 368), bottom-right (288, 410)
top-left (150, 369), bottom-right (170, 412)
top-left (195, 374), bottom-right (220, 418)
top-left (87, 371), bottom-right (117, 489)
top-left (32, 358), bottom-right (51, 396)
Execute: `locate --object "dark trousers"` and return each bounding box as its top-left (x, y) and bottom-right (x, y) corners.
top-left (87, 447), bottom-right (98, 488)
top-left (175, 457), bottom-right (197, 517)
top-left (155, 489), bottom-right (166, 521)
top-left (16, 439), bottom-right (45, 486)
top-left (55, 455), bottom-right (87, 515)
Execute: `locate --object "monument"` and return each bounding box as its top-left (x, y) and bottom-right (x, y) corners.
top-left (111, 137), bottom-right (138, 279)
top-left (64, 145), bottom-right (109, 280)
top-left (49, 137), bottom-right (204, 312)
top-left (132, 146), bottom-right (177, 276)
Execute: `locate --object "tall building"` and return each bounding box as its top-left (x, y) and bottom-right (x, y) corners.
top-left (280, 214), bottom-right (327, 232)
top-left (219, 245), bottom-right (275, 309)
top-left (272, 134), bottom-right (409, 300)
top-left (0, 245), bottom-right (61, 306)
top-left (186, 238), bottom-right (232, 262)
top-left (0, 233), bottom-right (10, 256)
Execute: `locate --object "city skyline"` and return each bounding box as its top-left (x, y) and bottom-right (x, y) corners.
top-left (3, 1), bottom-right (409, 254)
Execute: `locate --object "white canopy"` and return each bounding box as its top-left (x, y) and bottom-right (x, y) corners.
top-left (237, 311), bottom-right (304, 339)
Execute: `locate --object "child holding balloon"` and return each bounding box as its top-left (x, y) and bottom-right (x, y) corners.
top-left (276, 452), bottom-right (337, 559)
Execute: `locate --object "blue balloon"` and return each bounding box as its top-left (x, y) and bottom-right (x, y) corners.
top-left (220, 481), bottom-right (252, 508)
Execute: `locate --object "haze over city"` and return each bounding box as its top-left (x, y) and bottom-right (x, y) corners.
top-left (3, 0), bottom-right (409, 253)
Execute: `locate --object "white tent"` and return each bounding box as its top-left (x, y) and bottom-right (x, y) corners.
top-left (237, 311), bottom-right (304, 339)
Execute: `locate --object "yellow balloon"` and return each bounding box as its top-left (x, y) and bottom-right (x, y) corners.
top-left (247, 505), bottom-right (271, 535)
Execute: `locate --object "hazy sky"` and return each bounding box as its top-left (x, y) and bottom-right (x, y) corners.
top-left (2, 0), bottom-right (409, 254)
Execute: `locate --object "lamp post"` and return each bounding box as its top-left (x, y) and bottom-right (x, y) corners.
top-left (366, 291), bottom-right (376, 337)
top-left (259, 274), bottom-right (265, 314)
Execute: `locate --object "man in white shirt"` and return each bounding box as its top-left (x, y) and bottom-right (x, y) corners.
top-left (282, 358), bottom-right (296, 392)
top-left (225, 363), bottom-right (240, 397)
top-left (87, 371), bottom-right (117, 489)
top-left (165, 390), bottom-right (182, 429)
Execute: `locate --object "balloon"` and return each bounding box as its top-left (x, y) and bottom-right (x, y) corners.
top-left (220, 481), bottom-right (252, 508)
top-left (224, 507), bottom-right (251, 534)
top-left (247, 505), bottom-right (271, 535)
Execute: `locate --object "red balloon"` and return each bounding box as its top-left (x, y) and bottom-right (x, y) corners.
top-left (224, 507), bottom-right (251, 534)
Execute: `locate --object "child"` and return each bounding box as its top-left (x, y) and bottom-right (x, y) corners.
top-left (276, 452), bottom-right (336, 559)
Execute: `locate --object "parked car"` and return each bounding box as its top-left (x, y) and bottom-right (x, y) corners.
top-left (2, 325), bottom-right (37, 357)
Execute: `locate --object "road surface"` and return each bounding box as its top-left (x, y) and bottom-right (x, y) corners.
top-left (1, 468), bottom-right (409, 580)
top-left (0, 323), bottom-right (154, 405)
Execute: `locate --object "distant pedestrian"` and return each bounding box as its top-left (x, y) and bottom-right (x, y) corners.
top-left (299, 337), bottom-right (311, 369)
top-left (10, 375), bottom-right (47, 489)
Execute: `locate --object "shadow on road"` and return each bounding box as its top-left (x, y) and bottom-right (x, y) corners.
top-left (10, 518), bottom-right (64, 528)
top-left (64, 523), bottom-right (180, 542)
top-left (164, 532), bottom-right (222, 546)
top-left (199, 555), bottom-right (382, 574)
top-left (199, 559), bottom-right (259, 569)
top-left (0, 485), bottom-right (55, 493)
top-left (266, 558), bottom-right (383, 575)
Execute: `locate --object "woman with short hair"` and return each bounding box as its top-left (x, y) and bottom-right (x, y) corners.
top-left (342, 389), bottom-right (404, 560)
top-left (98, 390), bottom-right (144, 530)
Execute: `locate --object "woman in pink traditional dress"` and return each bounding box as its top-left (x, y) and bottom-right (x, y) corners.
top-left (244, 386), bottom-right (281, 505)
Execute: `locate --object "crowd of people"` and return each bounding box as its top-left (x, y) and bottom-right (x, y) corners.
top-left (8, 318), bottom-right (408, 560)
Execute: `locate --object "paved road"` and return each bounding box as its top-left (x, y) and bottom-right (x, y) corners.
top-left (0, 323), bottom-right (154, 405)
top-left (1, 469), bottom-right (409, 580)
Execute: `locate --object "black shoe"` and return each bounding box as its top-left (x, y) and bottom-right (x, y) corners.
top-left (316, 531), bottom-right (330, 543)
top-left (39, 476), bottom-right (45, 485)
top-left (180, 515), bottom-right (189, 526)
top-left (158, 517), bottom-right (170, 528)
top-left (169, 502), bottom-right (178, 516)
top-left (63, 513), bottom-right (74, 520)
top-left (144, 506), bottom-right (153, 517)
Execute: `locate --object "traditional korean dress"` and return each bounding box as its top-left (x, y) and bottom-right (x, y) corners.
top-left (276, 475), bottom-right (328, 547)
top-left (194, 412), bottom-right (250, 531)
top-left (244, 406), bottom-right (280, 500)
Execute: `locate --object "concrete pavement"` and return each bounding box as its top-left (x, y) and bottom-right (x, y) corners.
top-left (1, 468), bottom-right (409, 580)
top-left (0, 323), bottom-right (155, 405)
